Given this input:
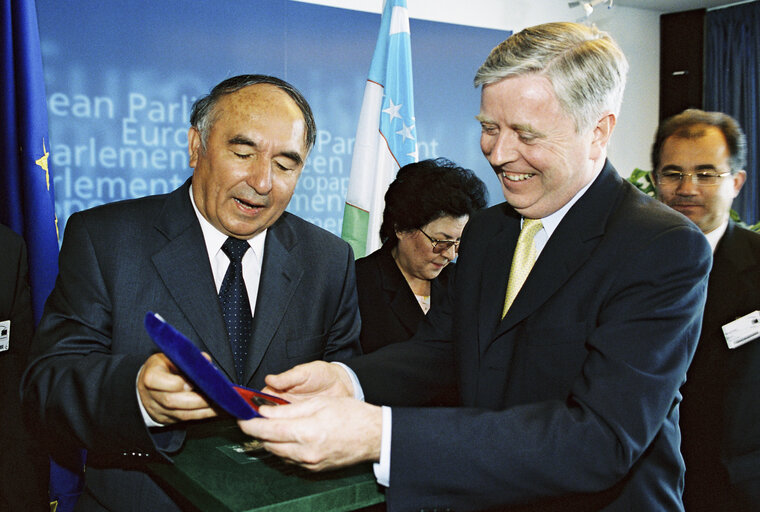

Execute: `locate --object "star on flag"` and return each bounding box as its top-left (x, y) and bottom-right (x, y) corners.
top-left (35, 137), bottom-right (51, 190)
top-left (382, 98), bottom-right (403, 121)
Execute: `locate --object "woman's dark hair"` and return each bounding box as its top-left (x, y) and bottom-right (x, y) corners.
top-left (379, 158), bottom-right (488, 247)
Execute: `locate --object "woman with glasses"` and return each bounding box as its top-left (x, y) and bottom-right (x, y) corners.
top-left (355, 158), bottom-right (487, 355)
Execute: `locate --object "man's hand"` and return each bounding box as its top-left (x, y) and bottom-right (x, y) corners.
top-left (237, 397), bottom-right (382, 471)
top-left (137, 352), bottom-right (218, 425)
top-left (261, 361), bottom-right (355, 402)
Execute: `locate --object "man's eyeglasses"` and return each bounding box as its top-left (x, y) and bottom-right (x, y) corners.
top-left (655, 169), bottom-right (732, 187)
top-left (418, 228), bottom-right (460, 254)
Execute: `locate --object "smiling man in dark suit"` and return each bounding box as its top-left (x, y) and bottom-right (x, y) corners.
top-left (239, 23), bottom-right (711, 511)
top-left (652, 108), bottom-right (760, 511)
top-left (21, 75), bottom-right (361, 511)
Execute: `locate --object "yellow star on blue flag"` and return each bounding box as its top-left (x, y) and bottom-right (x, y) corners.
top-left (35, 137), bottom-right (51, 189)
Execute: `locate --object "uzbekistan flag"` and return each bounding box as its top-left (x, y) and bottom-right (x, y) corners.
top-left (341, 0), bottom-right (418, 258)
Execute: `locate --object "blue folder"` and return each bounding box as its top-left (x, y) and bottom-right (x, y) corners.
top-left (143, 312), bottom-right (287, 420)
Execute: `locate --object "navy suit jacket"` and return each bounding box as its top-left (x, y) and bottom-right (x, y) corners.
top-left (350, 162), bottom-right (712, 511)
top-left (21, 180), bottom-right (361, 511)
top-left (680, 221), bottom-right (760, 511)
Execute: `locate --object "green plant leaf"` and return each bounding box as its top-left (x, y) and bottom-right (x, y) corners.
top-left (627, 168), bottom-right (655, 197)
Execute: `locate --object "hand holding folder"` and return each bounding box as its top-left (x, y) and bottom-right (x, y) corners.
top-left (143, 312), bottom-right (288, 420)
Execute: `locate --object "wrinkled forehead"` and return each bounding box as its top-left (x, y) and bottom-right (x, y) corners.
top-left (670, 123), bottom-right (724, 142)
top-left (660, 129), bottom-right (731, 169)
top-left (211, 85), bottom-right (308, 151)
top-left (216, 85), bottom-right (303, 123)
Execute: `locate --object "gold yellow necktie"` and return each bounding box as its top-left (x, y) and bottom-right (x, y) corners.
top-left (502, 218), bottom-right (543, 318)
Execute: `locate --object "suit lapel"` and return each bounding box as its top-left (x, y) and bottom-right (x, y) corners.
top-left (492, 163), bottom-right (620, 340)
top-left (244, 214), bottom-right (304, 384)
top-left (378, 246), bottom-right (422, 334)
top-left (150, 181), bottom-right (236, 380)
top-left (478, 206), bottom-right (520, 350)
top-left (716, 222), bottom-right (756, 275)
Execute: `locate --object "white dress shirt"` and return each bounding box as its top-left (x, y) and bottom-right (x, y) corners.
top-left (704, 220), bottom-right (728, 254)
top-left (191, 186), bottom-right (267, 308)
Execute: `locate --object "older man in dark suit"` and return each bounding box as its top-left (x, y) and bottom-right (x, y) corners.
top-left (21, 75), bottom-right (361, 511)
top-left (239, 23), bottom-right (711, 511)
top-left (652, 108), bottom-right (760, 511)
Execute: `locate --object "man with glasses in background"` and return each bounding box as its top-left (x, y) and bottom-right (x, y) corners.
top-left (652, 108), bottom-right (760, 511)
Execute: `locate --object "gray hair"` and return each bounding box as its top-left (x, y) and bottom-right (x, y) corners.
top-left (651, 108), bottom-right (747, 173)
top-left (474, 22), bottom-right (629, 133)
top-left (189, 74), bottom-right (317, 152)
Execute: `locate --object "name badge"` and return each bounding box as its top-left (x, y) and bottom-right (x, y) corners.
top-left (722, 311), bottom-right (760, 349)
top-left (0, 320), bottom-right (9, 352)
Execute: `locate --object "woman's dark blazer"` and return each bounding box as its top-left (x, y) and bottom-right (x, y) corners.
top-left (355, 242), bottom-right (452, 354)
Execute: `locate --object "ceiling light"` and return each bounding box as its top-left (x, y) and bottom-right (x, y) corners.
top-left (568, 0), bottom-right (613, 17)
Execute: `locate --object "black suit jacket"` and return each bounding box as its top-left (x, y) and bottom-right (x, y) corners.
top-left (680, 221), bottom-right (760, 511)
top-left (350, 162), bottom-right (712, 511)
top-left (21, 180), bottom-right (361, 511)
top-left (0, 224), bottom-right (48, 511)
top-left (355, 243), bottom-right (452, 354)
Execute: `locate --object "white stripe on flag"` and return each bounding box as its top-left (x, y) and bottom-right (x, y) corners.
top-left (389, 6), bottom-right (410, 36)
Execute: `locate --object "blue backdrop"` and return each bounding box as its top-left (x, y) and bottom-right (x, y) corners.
top-left (36, 0), bottom-right (510, 237)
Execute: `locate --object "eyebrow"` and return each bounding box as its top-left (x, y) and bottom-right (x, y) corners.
top-left (660, 163), bottom-right (719, 172)
top-left (227, 135), bottom-right (303, 166)
top-left (474, 116), bottom-right (545, 138)
top-left (512, 123), bottom-right (545, 138)
top-left (431, 230), bottom-right (461, 240)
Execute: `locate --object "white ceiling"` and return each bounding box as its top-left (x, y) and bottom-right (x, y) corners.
top-left (614, 0), bottom-right (748, 13)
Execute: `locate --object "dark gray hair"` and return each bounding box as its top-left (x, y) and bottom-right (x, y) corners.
top-left (651, 108), bottom-right (747, 173)
top-left (474, 22), bottom-right (628, 134)
top-left (189, 74), bottom-right (316, 152)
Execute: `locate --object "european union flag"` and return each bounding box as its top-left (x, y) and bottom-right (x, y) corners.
top-left (2, 2), bottom-right (86, 510)
top-left (1, 0), bottom-right (59, 325)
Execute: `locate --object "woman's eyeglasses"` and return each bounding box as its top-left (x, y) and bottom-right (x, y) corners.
top-left (418, 228), bottom-right (460, 254)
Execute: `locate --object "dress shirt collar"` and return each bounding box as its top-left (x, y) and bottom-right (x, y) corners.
top-left (188, 185), bottom-right (267, 261)
top-left (524, 170), bottom-right (597, 253)
top-left (704, 220), bottom-right (728, 254)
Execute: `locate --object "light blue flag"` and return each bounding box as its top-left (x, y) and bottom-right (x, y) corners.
top-left (342, 0), bottom-right (418, 258)
top-left (370, 0), bottom-right (418, 167)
